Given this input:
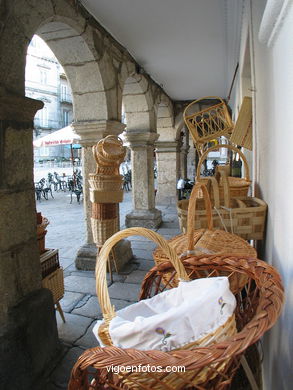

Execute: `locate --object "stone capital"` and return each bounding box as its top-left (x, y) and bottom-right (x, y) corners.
top-left (0, 94), bottom-right (43, 122)
top-left (155, 141), bottom-right (179, 153)
top-left (73, 120), bottom-right (126, 147)
top-left (180, 144), bottom-right (190, 154)
top-left (122, 131), bottom-right (159, 148)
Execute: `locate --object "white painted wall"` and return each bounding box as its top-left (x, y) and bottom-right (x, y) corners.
top-left (234, 1), bottom-right (293, 389)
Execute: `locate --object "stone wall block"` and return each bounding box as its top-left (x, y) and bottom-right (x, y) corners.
top-left (0, 288), bottom-right (60, 389)
top-left (66, 62), bottom-right (104, 93)
top-left (0, 190), bottom-right (37, 251)
top-left (3, 127), bottom-right (34, 189)
top-left (125, 112), bottom-right (150, 131)
top-left (124, 94), bottom-right (149, 112)
top-left (13, 0), bottom-right (54, 36)
top-left (73, 92), bottom-right (108, 121)
top-left (0, 239), bottom-right (41, 325)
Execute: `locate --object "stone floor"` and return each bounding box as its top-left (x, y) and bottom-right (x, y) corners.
top-left (36, 189), bottom-right (182, 389)
top-left (36, 188), bottom-right (257, 390)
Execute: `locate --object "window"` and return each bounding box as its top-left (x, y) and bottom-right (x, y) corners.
top-left (40, 70), bottom-right (47, 84)
top-left (63, 110), bottom-right (69, 126)
top-left (40, 106), bottom-right (48, 127)
top-left (61, 84), bottom-right (67, 100)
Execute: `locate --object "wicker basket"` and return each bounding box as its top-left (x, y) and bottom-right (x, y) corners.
top-left (93, 136), bottom-right (126, 168)
top-left (70, 228), bottom-right (238, 389)
top-left (42, 267), bottom-right (64, 304)
top-left (183, 96), bottom-right (234, 145)
top-left (68, 230), bottom-right (284, 390)
top-left (155, 182), bottom-right (256, 290)
top-left (88, 173), bottom-right (123, 192)
top-left (91, 217), bottom-right (118, 247)
top-left (178, 174), bottom-right (267, 240)
top-left (40, 249), bottom-right (60, 278)
top-left (196, 143), bottom-right (251, 199)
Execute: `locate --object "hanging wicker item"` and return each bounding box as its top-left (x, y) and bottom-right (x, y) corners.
top-left (154, 182), bottom-right (256, 289)
top-left (183, 96), bottom-right (234, 146)
top-left (68, 230), bottom-right (284, 390)
top-left (196, 143), bottom-right (251, 199)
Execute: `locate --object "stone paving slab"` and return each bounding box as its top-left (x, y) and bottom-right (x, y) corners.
top-left (118, 261), bottom-right (138, 275)
top-left (130, 240), bottom-right (158, 250)
top-left (132, 248), bottom-right (153, 260)
top-left (156, 227), bottom-right (181, 236)
top-left (125, 269), bottom-right (148, 284)
top-left (75, 321), bottom-right (100, 349)
top-left (59, 291), bottom-right (85, 313)
top-left (72, 296), bottom-right (131, 318)
top-left (56, 312), bottom-right (93, 344)
top-left (137, 259), bottom-right (154, 271)
top-left (59, 257), bottom-right (74, 270)
top-left (64, 275), bottom-right (97, 295)
top-left (49, 346), bottom-right (85, 389)
top-left (108, 282), bottom-right (141, 302)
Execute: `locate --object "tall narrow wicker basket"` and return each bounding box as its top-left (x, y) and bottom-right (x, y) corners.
top-left (68, 228), bottom-right (284, 390)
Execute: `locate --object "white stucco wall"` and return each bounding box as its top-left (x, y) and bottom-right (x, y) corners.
top-left (234, 1), bottom-right (293, 389)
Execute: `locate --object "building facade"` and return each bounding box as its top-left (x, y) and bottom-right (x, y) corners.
top-left (25, 35), bottom-right (73, 162)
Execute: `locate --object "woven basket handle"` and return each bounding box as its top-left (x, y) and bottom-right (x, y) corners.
top-left (209, 171), bottom-right (231, 209)
top-left (187, 182), bottom-right (213, 251)
top-left (196, 144), bottom-right (250, 182)
top-left (95, 227), bottom-right (189, 322)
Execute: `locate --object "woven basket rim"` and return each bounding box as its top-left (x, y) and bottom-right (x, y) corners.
top-left (71, 254), bottom-right (283, 373)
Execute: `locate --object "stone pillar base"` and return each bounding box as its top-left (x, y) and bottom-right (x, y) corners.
top-left (125, 208), bottom-right (162, 229)
top-left (0, 289), bottom-right (60, 390)
top-left (75, 239), bottom-right (133, 271)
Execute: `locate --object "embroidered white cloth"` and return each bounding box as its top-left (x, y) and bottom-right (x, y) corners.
top-left (93, 277), bottom-right (236, 352)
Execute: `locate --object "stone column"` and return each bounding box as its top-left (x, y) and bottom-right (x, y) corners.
top-left (155, 141), bottom-right (180, 205)
top-left (124, 132), bottom-right (162, 228)
top-left (180, 145), bottom-right (190, 180)
top-left (73, 120), bottom-right (132, 270)
top-left (0, 94), bottom-right (59, 388)
top-left (187, 139), bottom-right (196, 180)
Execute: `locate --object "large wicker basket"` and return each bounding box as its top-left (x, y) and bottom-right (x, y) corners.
top-left (154, 183), bottom-right (256, 290)
top-left (196, 143), bottom-right (251, 199)
top-left (178, 174), bottom-right (267, 240)
top-left (68, 229), bottom-right (284, 390)
top-left (183, 96), bottom-right (234, 145)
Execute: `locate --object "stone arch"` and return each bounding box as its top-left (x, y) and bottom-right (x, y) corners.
top-left (35, 20), bottom-right (108, 123)
top-left (156, 94), bottom-right (175, 141)
top-left (120, 69), bottom-right (156, 132)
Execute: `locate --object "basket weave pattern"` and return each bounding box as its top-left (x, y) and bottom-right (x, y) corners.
top-left (68, 249), bottom-right (284, 390)
top-left (154, 183), bottom-right (256, 288)
top-left (42, 267), bottom-right (64, 304)
top-left (196, 144), bottom-right (251, 199)
top-left (183, 97), bottom-right (234, 145)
